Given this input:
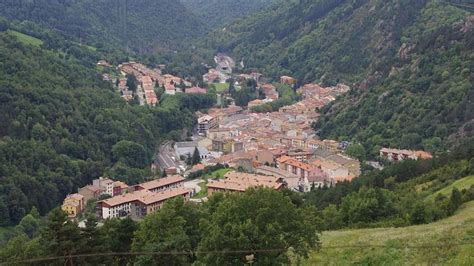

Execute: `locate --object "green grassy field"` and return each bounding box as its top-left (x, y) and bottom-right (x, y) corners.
top-left (205, 168), bottom-right (232, 179)
top-left (425, 176), bottom-right (474, 202)
top-left (306, 201), bottom-right (474, 265)
top-left (8, 30), bottom-right (43, 47)
top-left (211, 83), bottom-right (230, 93)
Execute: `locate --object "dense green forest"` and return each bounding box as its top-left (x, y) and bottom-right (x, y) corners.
top-left (0, 28), bottom-right (215, 225)
top-left (0, 0), bottom-right (206, 51)
top-left (180, 0), bottom-right (277, 28)
top-left (203, 0), bottom-right (473, 154)
top-left (314, 1), bottom-right (473, 155)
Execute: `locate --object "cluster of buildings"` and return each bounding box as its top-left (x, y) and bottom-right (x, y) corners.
top-left (203, 54), bottom-right (235, 84)
top-left (114, 61), bottom-right (206, 106)
top-left (62, 176), bottom-right (191, 219)
top-left (61, 177), bottom-right (129, 218)
top-left (186, 79), bottom-right (359, 192)
top-left (278, 83), bottom-right (350, 114)
top-left (117, 77), bottom-right (134, 101)
top-left (118, 62), bottom-right (160, 106)
top-left (380, 148), bottom-right (433, 162)
top-left (100, 176), bottom-right (190, 219)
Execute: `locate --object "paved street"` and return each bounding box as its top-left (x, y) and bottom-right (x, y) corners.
top-left (155, 141), bottom-right (183, 172)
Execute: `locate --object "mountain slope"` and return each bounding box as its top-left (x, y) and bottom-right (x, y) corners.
top-left (0, 0), bottom-right (206, 51)
top-left (315, 1), bottom-right (473, 154)
top-left (0, 27), bottom-right (211, 225)
top-left (204, 0), bottom-right (473, 154)
top-left (307, 200), bottom-right (474, 265)
top-left (180, 0), bottom-right (277, 28)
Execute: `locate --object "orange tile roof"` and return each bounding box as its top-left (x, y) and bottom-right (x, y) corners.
top-left (81, 185), bottom-right (101, 193)
top-left (101, 190), bottom-right (149, 207)
top-left (414, 151), bottom-right (433, 159)
top-left (283, 158), bottom-right (313, 171)
top-left (139, 187), bottom-right (190, 205)
top-left (136, 175), bottom-right (185, 191)
top-left (334, 175), bottom-right (355, 182)
top-left (65, 193), bottom-right (84, 201)
top-left (208, 171), bottom-right (283, 192)
top-left (113, 181), bottom-right (129, 189)
top-left (101, 187), bottom-right (190, 207)
top-left (141, 75), bottom-right (153, 85)
top-left (276, 155), bottom-right (292, 164)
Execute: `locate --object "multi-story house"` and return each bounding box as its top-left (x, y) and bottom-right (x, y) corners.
top-left (61, 194), bottom-right (85, 218)
top-left (197, 115), bottom-right (218, 136)
top-left (78, 185), bottom-right (101, 203)
top-left (100, 187), bottom-right (191, 219)
top-left (133, 175), bottom-right (185, 193)
top-left (277, 156), bottom-right (313, 179)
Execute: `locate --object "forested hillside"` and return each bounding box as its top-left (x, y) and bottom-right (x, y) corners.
top-left (180, 0), bottom-right (277, 28)
top-left (204, 0), bottom-right (473, 154)
top-left (0, 28), bottom-right (215, 225)
top-left (0, 0), bottom-right (206, 51)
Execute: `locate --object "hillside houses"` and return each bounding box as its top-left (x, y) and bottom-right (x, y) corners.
top-left (297, 83), bottom-right (350, 100)
top-left (259, 83), bottom-right (279, 100)
top-left (141, 75), bottom-right (158, 106)
top-left (61, 194), bottom-right (85, 218)
top-left (380, 148), bottom-right (433, 161)
top-left (203, 68), bottom-right (228, 84)
top-left (116, 61), bottom-right (192, 104)
top-left (190, 79), bottom-right (356, 192)
top-left (280, 75), bottom-right (297, 86)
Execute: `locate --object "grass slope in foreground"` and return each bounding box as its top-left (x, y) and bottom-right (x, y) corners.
top-left (307, 201), bottom-right (474, 265)
top-left (425, 176), bottom-right (474, 202)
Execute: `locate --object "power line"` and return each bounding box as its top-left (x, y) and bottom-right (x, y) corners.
top-left (1, 249), bottom-right (286, 265)
top-left (3, 242), bottom-right (474, 265)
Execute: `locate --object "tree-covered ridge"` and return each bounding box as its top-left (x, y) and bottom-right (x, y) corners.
top-left (316, 1), bottom-right (473, 154)
top-left (0, 0), bottom-right (206, 51)
top-left (0, 31), bottom-right (215, 225)
top-left (204, 0), bottom-right (358, 83)
top-left (180, 0), bottom-right (277, 28)
top-left (204, 0), bottom-right (473, 154)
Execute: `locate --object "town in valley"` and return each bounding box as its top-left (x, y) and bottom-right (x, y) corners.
top-left (62, 56), bottom-right (433, 221)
